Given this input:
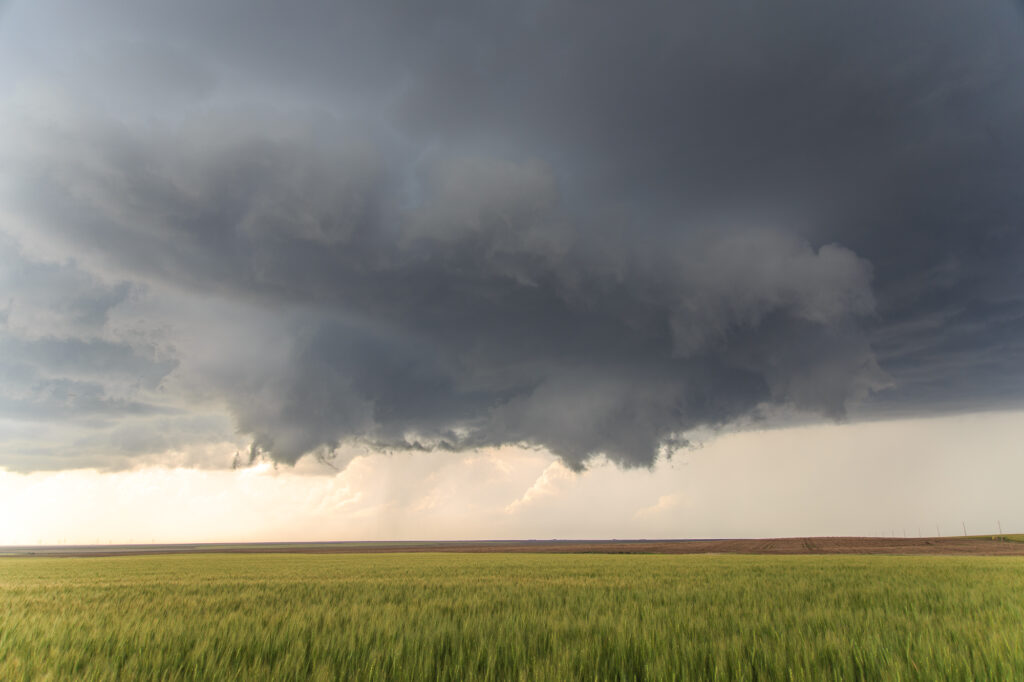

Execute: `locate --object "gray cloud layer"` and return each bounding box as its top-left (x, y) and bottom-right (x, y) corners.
top-left (1, 0), bottom-right (1022, 471)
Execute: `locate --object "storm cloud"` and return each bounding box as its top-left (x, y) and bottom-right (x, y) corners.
top-left (1, 0), bottom-right (1022, 471)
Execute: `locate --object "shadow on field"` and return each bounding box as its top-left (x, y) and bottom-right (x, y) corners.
top-left (5, 536), bottom-right (1024, 558)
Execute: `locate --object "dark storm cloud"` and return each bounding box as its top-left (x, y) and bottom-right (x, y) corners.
top-left (1, 0), bottom-right (1022, 470)
top-left (0, 336), bottom-right (175, 389)
top-left (3, 111), bottom-right (883, 467)
top-left (0, 247), bottom-right (177, 429)
top-left (0, 237), bottom-right (132, 332)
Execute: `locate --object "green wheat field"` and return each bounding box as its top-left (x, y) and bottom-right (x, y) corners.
top-left (2, 553), bottom-right (1023, 681)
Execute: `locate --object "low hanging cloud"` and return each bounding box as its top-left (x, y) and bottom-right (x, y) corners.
top-left (0, 0), bottom-right (1022, 472)
top-left (1, 110), bottom-right (885, 469)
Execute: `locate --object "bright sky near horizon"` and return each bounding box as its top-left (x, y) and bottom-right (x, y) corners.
top-left (4, 411), bottom-right (1022, 545)
top-left (2, 1), bottom-right (1023, 543)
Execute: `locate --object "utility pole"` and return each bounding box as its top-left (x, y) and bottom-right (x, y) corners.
top-left (998, 520), bottom-right (1003, 535)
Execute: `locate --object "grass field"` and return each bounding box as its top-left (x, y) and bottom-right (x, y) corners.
top-left (2, 553), bottom-right (1023, 681)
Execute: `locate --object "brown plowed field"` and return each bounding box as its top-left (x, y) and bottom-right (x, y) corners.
top-left (6, 536), bottom-right (1024, 558)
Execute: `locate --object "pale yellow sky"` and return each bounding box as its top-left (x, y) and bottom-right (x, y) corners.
top-left (3, 410), bottom-right (1022, 545)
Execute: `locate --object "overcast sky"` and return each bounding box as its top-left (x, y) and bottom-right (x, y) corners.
top-left (2, 1), bottom-right (1023, 542)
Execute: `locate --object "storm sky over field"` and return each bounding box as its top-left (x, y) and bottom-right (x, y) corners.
top-left (2, 1), bottom-right (1024, 541)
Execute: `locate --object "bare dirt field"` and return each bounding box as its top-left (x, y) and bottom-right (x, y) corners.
top-left (5, 536), bottom-right (1024, 558)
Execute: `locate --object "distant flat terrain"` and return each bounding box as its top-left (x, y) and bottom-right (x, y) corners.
top-left (4, 535), bottom-right (1023, 558)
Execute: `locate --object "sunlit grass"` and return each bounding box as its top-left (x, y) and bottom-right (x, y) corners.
top-left (2, 553), bottom-right (1023, 680)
